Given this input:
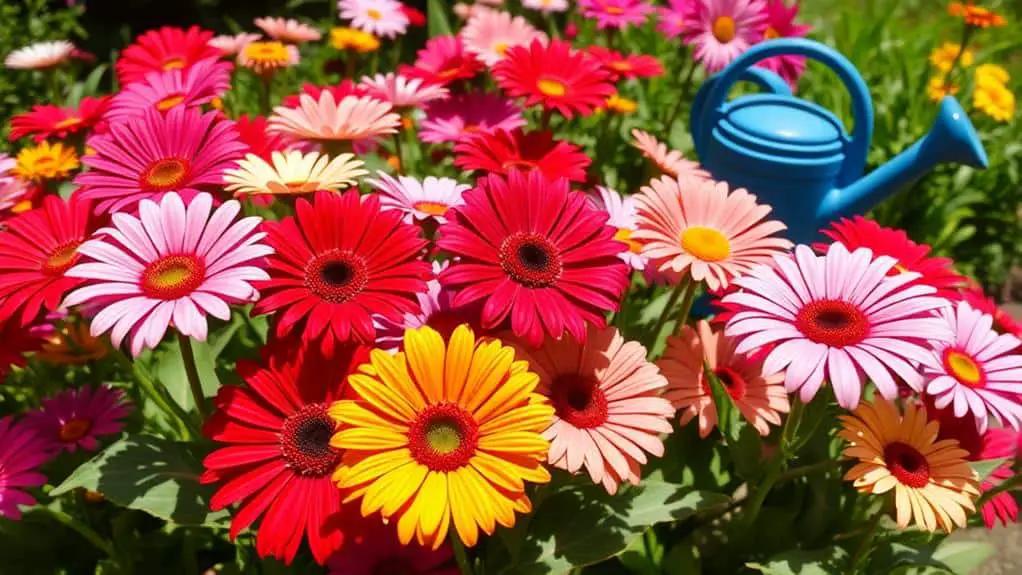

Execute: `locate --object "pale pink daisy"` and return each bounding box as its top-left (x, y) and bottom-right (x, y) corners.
top-left (514, 325), bottom-right (674, 494)
top-left (461, 9), bottom-right (546, 67)
top-left (26, 384), bottom-right (131, 453)
top-left (0, 153), bottom-right (15, 182)
top-left (208, 33), bottom-right (262, 56)
top-left (254, 17), bottom-right (323, 43)
top-left (64, 192), bottom-right (272, 356)
top-left (722, 243), bottom-right (955, 409)
top-left (358, 73), bottom-right (449, 109)
top-left (657, 0), bottom-right (696, 38)
top-left (631, 129), bottom-right (709, 180)
top-left (683, 0), bottom-right (766, 73)
top-left (578, 0), bottom-right (654, 30)
top-left (419, 92), bottom-right (526, 144)
top-left (5, 40), bottom-right (74, 69)
top-left (589, 186), bottom-right (646, 271)
top-left (660, 320), bottom-right (789, 438)
top-left (523, 0), bottom-right (570, 13)
top-left (0, 180), bottom-right (28, 221)
top-left (632, 175), bottom-right (791, 291)
top-left (339, 0), bottom-right (409, 39)
top-left (105, 58), bottom-right (232, 121)
top-left (921, 301), bottom-right (1022, 433)
top-left (268, 92), bottom-right (400, 144)
top-left (366, 171), bottom-right (469, 224)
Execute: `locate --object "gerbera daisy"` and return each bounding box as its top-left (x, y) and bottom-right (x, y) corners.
top-left (586, 46), bottom-right (664, 81)
top-left (9, 96), bottom-right (109, 143)
top-left (578, 0), bottom-right (654, 30)
top-left (660, 320), bottom-right (789, 438)
top-left (722, 243), bottom-right (955, 408)
top-left (13, 141), bottom-right (79, 182)
top-left (401, 2), bottom-right (427, 26)
top-left (116, 26), bottom-right (222, 85)
top-left (438, 171), bottom-right (629, 348)
top-left (255, 17), bottom-right (323, 43)
top-left (202, 343), bottom-right (368, 564)
top-left (419, 93), bottom-right (525, 144)
top-left (0, 153), bottom-right (14, 180)
top-left (975, 64), bottom-right (1010, 87)
top-left (281, 81), bottom-right (371, 109)
top-left (523, 0), bottom-right (570, 13)
top-left (948, 2), bottom-right (1008, 28)
top-left (37, 321), bottom-right (110, 365)
top-left (839, 399), bottom-right (979, 532)
top-left (631, 129), bottom-right (709, 180)
top-left (755, 0), bottom-right (812, 87)
top-left (461, 9), bottom-right (546, 67)
top-left (657, 0), bottom-right (695, 38)
top-left (253, 191), bottom-right (430, 354)
top-left (494, 39), bottom-right (615, 119)
top-left (233, 114), bottom-right (297, 162)
top-left (973, 80), bottom-right (1015, 123)
top-left (929, 42), bottom-right (973, 74)
top-left (367, 171), bottom-right (469, 224)
top-left (330, 27), bottom-right (382, 53)
top-left (0, 180), bottom-right (30, 222)
top-left (339, 0), bottom-right (410, 38)
top-left (0, 195), bottom-right (98, 326)
top-left (515, 325), bottom-right (673, 494)
top-left (632, 175), bottom-right (791, 291)
top-left (683, 0), bottom-right (767, 73)
top-left (25, 385), bottom-right (130, 454)
top-left (359, 73), bottom-right (449, 109)
top-left (374, 261), bottom-right (480, 351)
top-left (920, 301), bottom-right (1022, 433)
top-left (63, 192), bottom-right (272, 356)
top-left (208, 33), bottom-right (262, 56)
top-left (605, 93), bottom-right (638, 114)
top-left (224, 150), bottom-right (367, 196)
top-left (453, 129), bottom-right (591, 183)
top-left (0, 416), bottom-right (53, 520)
top-left (400, 36), bottom-right (484, 86)
top-left (959, 286), bottom-right (1022, 338)
top-left (5, 40), bottom-right (74, 69)
top-left (269, 92), bottom-right (401, 148)
top-left (327, 513), bottom-right (458, 575)
top-left (106, 58), bottom-right (233, 121)
top-left (330, 324), bottom-right (554, 549)
top-left (238, 41), bottom-right (300, 77)
top-left (589, 186), bottom-right (646, 271)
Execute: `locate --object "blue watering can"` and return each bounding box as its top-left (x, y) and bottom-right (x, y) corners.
top-left (691, 38), bottom-right (989, 245)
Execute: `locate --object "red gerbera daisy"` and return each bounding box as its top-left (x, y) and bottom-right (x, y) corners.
top-left (814, 216), bottom-right (968, 297)
top-left (253, 190), bottom-right (431, 355)
top-left (453, 129), bottom-right (591, 183)
top-left (280, 81), bottom-right (370, 109)
top-left (0, 320), bottom-right (47, 382)
top-left (399, 36), bottom-right (483, 87)
top-left (958, 286), bottom-right (1022, 338)
top-left (202, 342), bottom-right (369, 565)
top-left (586, 46), bottom-right (664, 81)
top-left (9, 96), bottom-right (110, 143)
top-left (494, 39), bottom-right (615, 119)
top-left (438, 170), bottom-right (629, 348)
top-left (0, 194), bottom-right (99, 325)
top-left (401, 3), bottom-right (427, 27)
top-left (234, 115), bottom-right (297, 162)
top-left (116, 26), bottom-right (222, 85)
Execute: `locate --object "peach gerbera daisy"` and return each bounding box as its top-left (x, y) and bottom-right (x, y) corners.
top-left (224, 150), bottom-right (367, 196)
top-left (268, 92), bottom-right (401, 148)
top-left (238, 41), bottom-right (299, 77)
top-left (631, 129), bottom-right (709, 180)
top-left (254, 17), bottom-right (323, 43)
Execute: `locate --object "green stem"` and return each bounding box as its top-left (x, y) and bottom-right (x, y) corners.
top-left (739, 452), bottom-right (784, 533)
top-left (849, 511), bottom-right (883, 573)
top-left (648, 277), bottom-right (689, 355)
top-left (115, 350), bottom-right (199, 439)
top-left (942, 24), bottom-right (975, 90)
top-left (540, 108), bottom-right (553, 131)
top-left (392, 132), bottom-right (405, 173)
top-left (178, 333), bottom-right (208, 420)
top-left (259, 75), bottom-right (272, 115)
top-left (673, 279), bottom-right (699, 334)
top-left (775, 458), bottom-right (845, 485)
top-left (665, 59), bottom-right (697, 128)
top-left (42, 506), bottom-right (116, 560)
top-left (451, 533), bottom-right (474, 574)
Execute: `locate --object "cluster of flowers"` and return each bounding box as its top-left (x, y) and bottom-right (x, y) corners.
top-left (0, 0), bottom-right (1018, 572)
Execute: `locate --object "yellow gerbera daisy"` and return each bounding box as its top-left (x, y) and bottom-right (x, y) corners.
top-left (975, 63), bottom-right (1010, 87)
top-left (223, 150), bottom-right (367, 196)
top-left (839, 399), bottom-right (980, 533)
top-left (973, 80), bottom-right (1016, 122)
top-left (238, 41), bottom-right (299, 76)
top-left (330, 27), bottom-right (380, 53)
top-left (329, 324), bottom-right (554, 550)
top-left (13, 142), bottom-right (79, 182)
top-left (928, 42), bottom-right (973, 73)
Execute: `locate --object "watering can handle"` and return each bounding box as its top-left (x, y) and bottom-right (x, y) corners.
top-left (691, 68), bottom-right (791, 147)
top-left (697, 38), bottom-right (874, 187)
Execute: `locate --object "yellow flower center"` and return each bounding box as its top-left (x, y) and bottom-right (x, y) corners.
top-left (143, 158), bottom-right (189, 190)
top-left (156, 93), bottom-right (186, 111)
top-left (141, 255), bottom-right (206, 300)
top-left (680, 226), bottom-right (731, 262)
top-left (244, 41), bottom-right (290, 63)
top-left (613, 228), bottom-right (642, 254)
top-left (413, 201), bottom-right (450, 216)
top-left (162, 58), bottom-right (185, 71)
top-left (44, 241), bottom-right (82, 274)
top-left (764, 26), bottom-right (780, 39)
top-left (54, 116), bottom-right (82, 130)
top-left (945, 350), bottom-right (983, 387)
top-left (606, 94), bottom-right (637, 114)
top-left (893, 263), bottom-right (909, 274)
top-left (367, 8), bottom-right (382, 20)
top-left (537, 78), bottom-right (567, 97)
top-left (493, 42), bottom-right (509, 56)
top-left (59, 417), bottom-right (92, 442)
top-left (712, 16), bottom-right (737, 43)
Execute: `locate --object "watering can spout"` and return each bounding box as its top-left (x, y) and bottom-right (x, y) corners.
top-left (819, 96), bottom-right (988, 223)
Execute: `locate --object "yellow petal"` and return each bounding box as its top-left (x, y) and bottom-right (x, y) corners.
top-left (416, 472), bottom-right (450, 543)
top-left (447, 469), bottom-right (480, 547)
top-left (336, 447), bottom-right (414, 487)
top-left (461, 341), bottom-right (515, 413)
top-left (360, 460), bottom-right (428, 518)
top-left (478, 431), bottom-right (550, 455)
top-left (469, 451), bottom-right (526, 493)
top-left (473, 371), bottom-right (542, 423)
top-left (373, 349), bottom-right (426, 412)
top-left (479, 403), bottom-right (556, 436)
top-left (405, 326), bottom-right (446, 403)
top-left (329, 400), bottom-right (408, 432)
top-left (445, 324), bottom-right (475, 400)
top-left (331, 428), bottom-right (408, 451)
top-left (347, 372), bottom-right (418, 423)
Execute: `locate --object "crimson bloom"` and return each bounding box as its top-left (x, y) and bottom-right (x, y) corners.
top-left (0, 320), bottom-right (47, 382)
top-left (586, 46), bottom-right (664, 80)
top-left (399, 36), bottom-right (483, 86)
top-left (453, 129), bottom-right (591, 183)
top-left (116, 26), bottom-right (223, 85)
top-left (438, 171), bottom-right (629, 348)
top-left (280, 81), bottom-right (369, 109)
top-left (9, 96), bottom-right (109, 143)
top-left (494, 39), bottom-right (615, 118)
top-left (958, 286), bottom-right (1022, 338)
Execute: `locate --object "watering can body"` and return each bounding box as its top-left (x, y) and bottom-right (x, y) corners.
top-left (691, 38), bottom-right (989, 245)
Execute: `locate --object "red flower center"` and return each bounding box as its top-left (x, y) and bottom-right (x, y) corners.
top-left (700, 366), bottom-right (748, 401)
top-left (499, 232), bottom-right (562, 288)
top-left (43, 240), bottom-right (82, 274)
top-left (550, 374), bottom-right (608, 429)
top-left (280, 404), bottom-right (341, 477)
top-left (408, 403), bottom-right (480, 472)
top-left (162, 57), bottom-right (186, 71)
top-left (883, 441), bottom-right (931, 488)
top-left (141, 254), bottom-right (206, 300)
top-left (795, 299), bottom-right (869, 348)
top-left (372, 559), bottom-right (416, 575)
top-left (59, 417), bottom-right (92, 442)
top-left (141, 157), bottom-right (191, 192)
top-left (943, 349), bottom-right (985, 388)
top-left (304, 249), bottom-right (369, 304)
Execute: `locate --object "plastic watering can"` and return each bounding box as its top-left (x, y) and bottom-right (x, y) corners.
top-left (691, 38), bottom-right (989, 244)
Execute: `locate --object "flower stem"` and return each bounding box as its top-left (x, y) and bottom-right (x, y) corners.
top-left (178, 333), bottom-right (209, 421)
top-left (849, 511), bottom-right (883, 573)
top-left (942, 24), bottom-right (975, 90)
top-left (673, 279), bottom-right (699, 334)
top-left (41, 506), bottom-right (116, 560)
top-left (738, 450), bottom-right (784, 534)
top-left (392, 132), bottom-right (405, 174)
top-left (259, 76), bottom-right (273, 116)
top-left (115, 350), bottom-right (199, 439)
top-left (451, 532), bottom-right (474, 574)
top-left (540, 108), bottom-right (554, 131)
top-left (665, 59), bottom-right (697, 129)
top-left (648, 277), bottom-right (690, 354)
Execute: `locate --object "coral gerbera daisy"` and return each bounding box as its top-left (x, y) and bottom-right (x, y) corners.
top-left (660, 320), bottom-right (789, 438)
top-left (587, 46), bottom-right (664, 81)
top-left (339, 0), bottom-right (410, 38)
top-left (514, 325), bottom-right (673, 494)
top-left (9, 96), bottom-right (110, 143)
top-left (589, 186), bottom-right (646, 271)
top-left (494, 39), bottom-right (616, 119)
top-left (358, 73), bottom-right (450, 109)
top-left (208, 33), bottom-right (262, 56)
top-left (438, 171), bottom-right (630, 348)
top-left (367, 171), bottom-right (469, 224)
top-left (461, 9), bottom-right (546, 67)
top-left (77, 106), bottom-right (246, 215)
top-left (224, 150), bottom-right (367, 196)
top-left (400, 36), bottom-right (483, 86)
top-left (839, 399), bottom-right (979, 532)
top-left (269, 92), bottom-right (401, 148)
top-left (683, 0), bottom-right (767, 73)
top-left (722, 243), bottom-right (955, 408)
top-left (202, 343), bottom-right (368, 564)
top-left (26, 385), bottom-right (131, 454)
top-left (238, 41), bottom-right (300, 77)
top-left (921, 301), bottom-right (1022, 433)
top-left (5, 40), bottom-right (74, 70)
top-left (631, 129), bottom-right (709, 180)
top-left (419, 93), bottom-right (525, 144)
top-left (253, 191), bottom-right (430, 354)
top-left (106, 58), bottom-right (233, 121)
top-left (578, 0), bottom-right (654, 30)
top-left (233, 114), bottom-right (297, 162)
top-left (453, 129), bottom-right (591, 183)
top-left (327, 512), bottom-right (458, 575)
top-left (755, 0), bottom-right (812, 87)
top-left (13, 141), bottom-right (79, 183)
top-left (254, 17), bottom-right (323, 43)
top-left (948, 2), bottom-right (1008, 28)
top-left (0, 416), bottom-right (53, 520)
top-left (116, 26), bottom-right (222, 85)
top-left (0, 195), bottom-right (98, 326)
top-left (632, 175), bottom-right (791, 292)
top-left (330, 324), bottom-right (554, 549)
top-left (63, 192), bottom-right (272, 356)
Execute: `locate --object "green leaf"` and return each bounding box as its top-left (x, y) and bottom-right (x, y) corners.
top-left (663, 541), bottom-right (701, 575)
top-left (968, 458), bottom-right (1008, 481)
top-left (728, 420), bottom-right (765, 482)
top-left (747, 546), bottom-right (850, 575)
top-left (931, 541), bottom-right (995, 575)
top-left (52, 435), bottom-right (229, 526)
top-left (426, 0), bottom-right (453, 37)
top-left (619, 529), bottom-right (663, 575)
top-left (704, 362), bottom-right (740, 443)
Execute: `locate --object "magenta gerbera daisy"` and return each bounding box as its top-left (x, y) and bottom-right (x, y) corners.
top-left (400, 36), bottom-right (484, 87)
top-left (578, 0), bottom-right (654, 30)
top-left (683, 0), bottom-right (767, 73)
top-left (0, 416), bottom-right (53, 520)
top-left (419, 93), bottom-right (526, 144)
top-left (25, 385), bottom-right (131, 453)
top-left (116, 26), bottom-right (223, 85)
top-left (755, 0), bottom-right (813, 87)
top-left (106, 58), bottom-right (233, 121)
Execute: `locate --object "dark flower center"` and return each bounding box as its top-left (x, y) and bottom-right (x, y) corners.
top-left (795, 299), bottom-right (868, 348)
top-left (59, 417), bottom-right (93, 442)
top-left (280, 404), bottom-right (341, 477)
top-left (499, 232), bottom-right (562, 288)
top-left (550, 374), bottom-right (608, 429)
top-left (305, 249), bottom-right (369, 304)
top-left (700, 366), bottom-right (748, 401)
top-left (408, 402), bottom-right (479, 472)
top-left (883, 441), bottom-right (931, 488)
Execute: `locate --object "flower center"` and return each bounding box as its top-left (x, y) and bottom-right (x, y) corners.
top-left (501, 159), bottom-right (538, 172)
top-left (156, 93), bottom-right (186, 112)
top-left (764, 26), bottom-right (780, 39)
top-left (305, 249), bottom-right (369, 304)
top-left (944, 349), bottom-right (984, 388)
top-left (609, 60), bottom-right (633, 72)
top-left (883, 441), bottom-right (931, 488)
top-left (246, 42), bottom-right (290, 62)
top-left (613, 228), bottom-right (642, 254)
top-left (537, 78), bottom-right (567, 97)
top-left (409, 403), bottom-right (480, 472)
top-left (680, 226), bottom-right (731, 262)
top-left (604, 5), bottom-right (624, 14)
top-left (372, 559), bottom-right (417, 575)
top-left (280, 404), bottom-right (341, 477)
top-left (493, 42), bottom-right (510, 56)
top-left (43, 240), bottom-right (82, 274)
top-left (141, 157), bottom-right (190, 191)
top-left (59, 417), bottom-right (92, 442)
top-left (712, 16), bottom-right (737, 43)
top-left (54, 116), bottom-right (82, 130)
top-left (794, 299), bottom-right (869, 348)
top-left (413, 201), bottom-right (450, 216)
top-left (367, 8), bottom-right (383, 20)
top-left (437, 68), bottom-right (460, 80)
top-left (162, 58), bottom-right (185, 71)
top-left (550, 374), bottom-right (608, 429)
top-left (700, 366), bottom-right (748, 401)
top-left (499, 232), bottom-right (562, 288)
top-left (141, 254), bottom-right (206, 300)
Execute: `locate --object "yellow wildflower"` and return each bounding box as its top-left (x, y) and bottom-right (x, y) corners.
top-left (975, 63), bottom-right (1010, 87)
top-left (13, 141), bottom-right (79, 182)
top-left (927, 76), bottom-right (959, 102)
top-left (330, 27), bottom-right (380, 53)
top-left (974, 81), bottom-right (1015, 122)
top-left (929, 42), bottom-right (973, 72)
top-left (606, 94), bottom-right (638, 114)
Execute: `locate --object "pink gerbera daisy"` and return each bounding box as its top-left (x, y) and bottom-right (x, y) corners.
top-left (366, 171), bottom-right (469, 224)
top-left (419, 93), bottom-right (525, 144)
top-left (461, 9), bottom-right (546, 67)
top-left (106, 58), bottom-right (233, 121)
top-left (589, 186), bottom-right (646, 271)
top-left (523, 0), bottom-right (569, 13)
top-left (63, 192), bottom-right (272, 356)
top-left (269, 92), bottom-right (401, 146)
top-left (755, 0), bottom-right (813, 88)
top-left (657, 0), bottom-right (696, 38)
top-left (514, 325), bottom-right (674, 494)
top-left (77, 107), bottom-right (247, 215)
top-left (400, 36), bottom-right (484, 86)
top-left (25, 385), bottom-right (131, 453)
top-left (116, 26), bottom-right (223, 85)
top-left (722, 243), bottom-right (955, 409)
top-left (327, 513), bottom-right (458, 575)
top-left (683, 0), bottom-right (766, 73)
top-left (578, 0), bottom-right (654, 30)
top-left (208, 33), bottom-right (262, 56)
top-left (254, 17), bottom-right (322, 43)
top-left (0, 416), bottom-right (53, 520)
top-left (5, 40), bottom-right (74, 70)
top-left (339, 0), bottom-right (409, 38)
top-left (631, 129), bottom-right (709, 179)
top-left (358, 73), bottom-right (450, 109)
top-left (921, 301), bottom-right (1022, 433)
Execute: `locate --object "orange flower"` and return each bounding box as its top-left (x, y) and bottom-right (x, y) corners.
top-left (948, 2), bottom-right (1007, 28)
